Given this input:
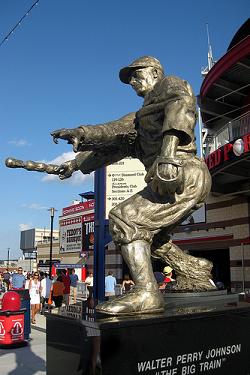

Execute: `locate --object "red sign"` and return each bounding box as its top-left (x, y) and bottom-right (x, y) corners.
top-left (0, 315), bottom-right (24, 345)
top-left (205, 133), bottom-right (250, 170)
top-left (82, 213), bottom-right (95, 222)
top-left (62, 200), bottom-right (94, 216)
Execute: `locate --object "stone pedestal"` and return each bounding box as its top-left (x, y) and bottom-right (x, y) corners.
top-left (46, 301), bottom-right (250, 375)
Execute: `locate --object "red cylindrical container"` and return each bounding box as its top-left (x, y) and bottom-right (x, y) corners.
top-left (2, 291), bottom-right (21, 311)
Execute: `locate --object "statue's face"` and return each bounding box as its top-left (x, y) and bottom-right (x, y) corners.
top-left (129, 67), bottom-right (157, 97)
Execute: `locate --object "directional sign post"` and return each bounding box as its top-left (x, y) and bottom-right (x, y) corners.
top-left (93, 158), bottom-right (146, 302)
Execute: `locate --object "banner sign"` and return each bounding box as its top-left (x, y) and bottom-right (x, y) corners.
top-left (62, 200), bottom-right (94, 217)
top-left (59, 216), bottom-right (83, 253)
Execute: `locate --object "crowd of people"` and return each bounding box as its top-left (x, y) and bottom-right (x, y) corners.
top-left (0, 266), bottom-right (185, 322)
top-left (85, 268), bottom-right (175, 299)
top-left (0, 267), bottom-right (80, 324)
top-left (103, 268), bottom-right (175, 297)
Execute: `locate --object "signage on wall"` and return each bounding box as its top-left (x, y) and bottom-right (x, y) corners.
top-left (205, 133), bottom-right (250, 171)
top-left (59, 216), bottom-right (83, 253)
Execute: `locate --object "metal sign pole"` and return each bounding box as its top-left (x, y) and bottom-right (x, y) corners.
top-left (93, 169), bottom-right (106, 302)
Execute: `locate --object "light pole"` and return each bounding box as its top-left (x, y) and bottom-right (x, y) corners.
top-left (48, 208), bottom-right (56, 278)
top-left (7, 248), bottom-right (10, 269)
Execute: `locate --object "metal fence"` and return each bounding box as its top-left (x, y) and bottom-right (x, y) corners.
top-left (206, 111), bottom-right (250, 153)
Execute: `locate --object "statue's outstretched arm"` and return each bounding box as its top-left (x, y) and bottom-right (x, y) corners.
top-left (6, 113), bottom-right (137, 179)
top-left (5, 156), bottom-right (79, 180)
top-left (75, 149), bottom-right (130, 174)
top-left (51, 112), bottom-right (137, 152)
top-left (5, 146), bottom-right (130, 180)
top-left (5, 157), bottom-right (61, 174)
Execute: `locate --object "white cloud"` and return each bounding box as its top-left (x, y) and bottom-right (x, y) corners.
top-left (8, 139), bottom-right (31, 147)
top-left (41, 152), bottom-right (94, 186)
top-left (42, 170), bottom-right (93, 185)
top-left (46, 151), bottom-right (76, 165)
top-left (19, 223), bottom-right (32, 231)
top-left (21, 203), bottom-right (48, 210)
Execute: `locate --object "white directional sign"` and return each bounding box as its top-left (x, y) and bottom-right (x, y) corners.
top-left (105, 158), bottom-right (147, 219)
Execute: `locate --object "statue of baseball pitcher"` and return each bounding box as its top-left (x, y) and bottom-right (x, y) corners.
top-left (6, 56), bottom-right (215, 315)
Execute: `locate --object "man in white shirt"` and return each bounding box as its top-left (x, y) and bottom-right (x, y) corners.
top-left (41, 273), bottom-right (52, 313)
top-left (105, 271), bottom-right (117, 298)
top-left (85, 271), bottom-right (94, 298)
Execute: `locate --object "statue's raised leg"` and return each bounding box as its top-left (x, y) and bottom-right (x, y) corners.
top-left (152, 241), bottom-right (216, 291)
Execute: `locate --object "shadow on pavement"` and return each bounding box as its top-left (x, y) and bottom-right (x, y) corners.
top-left (0, 338), bottom-right (46, 375)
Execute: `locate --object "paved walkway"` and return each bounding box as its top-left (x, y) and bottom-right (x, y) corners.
top-left (31, 313), bottom-right (46, 332)
top-left (0, 315), bottom-right (46, 375)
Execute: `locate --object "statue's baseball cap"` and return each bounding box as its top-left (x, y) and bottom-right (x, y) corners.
top-left (119, 56), bottom-right (164, 84)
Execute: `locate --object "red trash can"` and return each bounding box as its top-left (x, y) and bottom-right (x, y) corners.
top-left (0, 291), bottom-right (25, 346)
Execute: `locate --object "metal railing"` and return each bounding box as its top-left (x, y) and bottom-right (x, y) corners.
top-left (206, 111), bottom-right (250, 153)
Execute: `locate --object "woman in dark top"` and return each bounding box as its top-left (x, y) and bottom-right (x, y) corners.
top-left (122, 274), bottom-right (134, 293)
top-left (51, 276), bottom-right (65, 307)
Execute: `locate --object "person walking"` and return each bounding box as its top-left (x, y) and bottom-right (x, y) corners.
top-left (11, 267), bottom-right (26, 289)
top-left (0, 273), bottom-right (4, 294)
top-left (40, 273), bottom-right (52, 313)
top-left (3, 269), bottom-right (11, 290)
top-left (105, 271), bottom-right (117, 298)
top-left (61, 269), bottom-right (70, 306)
top-left (85, 271), bottom-right (94, 298)
top-left (51, 276), bottom-right (65, 308)
top-left (25, 273), bottom-right (31, 289)
top-left (29, 272), bottom-right (41, 324)
top-left (69, 269), bottom-right (79, 304)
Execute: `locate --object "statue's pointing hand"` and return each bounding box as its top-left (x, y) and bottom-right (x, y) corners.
top-left (53, 160), bottom-right (78, 180)
top-left (51, 128), bottom-right (85, 152)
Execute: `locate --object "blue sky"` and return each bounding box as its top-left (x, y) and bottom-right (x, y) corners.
top-left (0, 0), bottom-right (248, 259)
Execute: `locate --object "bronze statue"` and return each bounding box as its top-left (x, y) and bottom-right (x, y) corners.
top-left (6, 56), bottom-right (215, 316)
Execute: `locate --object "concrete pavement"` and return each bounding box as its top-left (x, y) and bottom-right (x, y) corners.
top-left (0, 314), bottom-right (46, 375)
top-left (31, 313), bottom-right (46, 333)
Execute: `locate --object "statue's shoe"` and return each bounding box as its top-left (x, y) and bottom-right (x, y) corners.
top-left (96, 287), bottom-right (165, 316)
